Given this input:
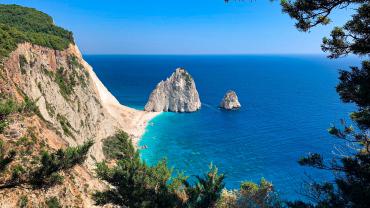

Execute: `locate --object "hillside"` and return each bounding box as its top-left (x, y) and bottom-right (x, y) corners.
top-left (0, 4), bottom-right (157, 207)
top-left (0, 4), bottom-right (73, 58)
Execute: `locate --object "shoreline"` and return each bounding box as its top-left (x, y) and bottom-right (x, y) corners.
top-left (77, 44), bottom-right (161, 148)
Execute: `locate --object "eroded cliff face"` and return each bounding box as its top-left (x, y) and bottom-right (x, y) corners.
top-left (0, 42), bottom-right (157, 207)
top-left (144, 68), bottom-right (201, 112)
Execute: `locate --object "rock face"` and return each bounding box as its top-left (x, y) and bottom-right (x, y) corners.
top-left (144, 68), bottom-right (201, 112)
top-left (220, 90), bottom-right (241, 110)
top-left (0, 42), bottom-right (159, 207)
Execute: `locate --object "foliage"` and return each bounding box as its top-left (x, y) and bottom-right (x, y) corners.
top-left (337, 61), bottom-right (370, 130)
top-left (216, 179), bottom-right (282, 208)
top-left (19, 54), bottom-right (27, 74)
top-left (46, 196), bottom-right (62, 208)
top-left (94, 131), bottom-right (182, 208)
top-left (238, 178), bottom-right (281, 208)
top-left (56, 113), bottom-right (74, 138)
top-left (216, 189), bottom-right (239, 208)
top-left (30, 139), bottom-right (93, 187)
top-left (0, 98), bottom-right (18, 133)
top-left (279, 0), bottom-right (370, 207)
top-left (95, 131), bottom-right (227, 208)
top-left (185, 163), bottom-right (225, 208)
top-left (0, 96), bottom-right (40, 133)
top-left (0, 140), bottom-right (16, 172)
top-left (102, 131), bottom-right (133, 160)
top-left (18, 195), bottom-right (28, 208)
top-left (55, 67), bottom-right (75, 99)
top-left (0, 4), bottom-right (73, 58)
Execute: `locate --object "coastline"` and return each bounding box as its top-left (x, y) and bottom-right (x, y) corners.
top-left (76, 45), bottom-right (160, 148)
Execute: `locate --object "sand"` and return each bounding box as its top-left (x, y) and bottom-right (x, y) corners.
top-left (75, 45), bottom-right (160, 147)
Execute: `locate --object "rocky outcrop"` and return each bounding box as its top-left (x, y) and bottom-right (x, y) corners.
top-left (144, 68), bottom-right (201, 112)
top-left (0, 42), bottom-right (158, 207)
top-left (220, 90), bottom-right (241, 110)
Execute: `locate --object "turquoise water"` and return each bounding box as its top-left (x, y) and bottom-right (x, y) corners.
top-left (85, 55), bottom-right (359, 201)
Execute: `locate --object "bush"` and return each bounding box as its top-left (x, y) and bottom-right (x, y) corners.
top-left (102, 131), bottom-right (132, 160)
top-left (0, 140), bottom-right (16, 172)
top-left (46, 196), bottom-right (61, 208)
top-left (95, 131), bottom-right (226, 208)
top-left (185, 163), bottom-right (225, 208)
top-left (0, 98), bottom-right (18, 133)
top-left (216, 179), bottom-right (282, 208)
top-left (0, 97), bottom-right (41, 133)
top-left (30, 140), bottom-right (93, 187)
top-left (18, 195), bottom-right (28, 208)
top-left (55, 67), bottom-right (75, 99)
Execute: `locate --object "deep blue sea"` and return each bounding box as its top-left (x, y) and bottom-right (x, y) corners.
top-left (84, 55), bottom-right (359, 201)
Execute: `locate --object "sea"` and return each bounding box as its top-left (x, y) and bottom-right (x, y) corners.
top-left (84, 54), bottom-right (359, 201)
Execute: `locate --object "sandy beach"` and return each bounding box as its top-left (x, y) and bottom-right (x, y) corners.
top-left (77, 45), bottom-right (160, 147)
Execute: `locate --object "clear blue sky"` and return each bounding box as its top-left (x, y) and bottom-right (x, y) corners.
top-left (2, 0), bottom-right (355, 54)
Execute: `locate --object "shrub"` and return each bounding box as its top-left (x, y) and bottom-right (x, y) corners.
top-left (46, 196), bottom-right (61, 208)
top-left (56, 114), bottom-right (74, 138)
top-left (19, 54), bottom-right (27, 74)
top-left (0, 140), bottom-right (16, 172)
top-left (185, 163), bottom-right (225, 208)
top-left (95, 131), bottom-right (226, 208)
top-left (102, 131), bottom-right (132, 160)
top-left (30, 140), bottom-right (93, 187)
top-left (18, 195), bottom-right (28, 208)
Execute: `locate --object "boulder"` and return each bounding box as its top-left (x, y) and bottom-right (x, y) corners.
top-left (220, 90), bottom-right (241, 110)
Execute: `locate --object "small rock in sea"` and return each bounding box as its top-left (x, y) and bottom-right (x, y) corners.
top-left (220, 90), bottom-right (241, 110)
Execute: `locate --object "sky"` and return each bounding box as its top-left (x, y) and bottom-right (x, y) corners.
top-left (1, 0), bottom-right (356, 55)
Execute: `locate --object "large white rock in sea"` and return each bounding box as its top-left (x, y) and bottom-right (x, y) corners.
top-left (220, 90), bottom-right (241, 110)
top-left (144, 68), bottom-right (201, 112)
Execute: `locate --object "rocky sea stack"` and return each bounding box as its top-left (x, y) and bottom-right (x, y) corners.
top-left (144, 68), bottom-right (201, 112)
top-left (220, 90), bottom-right (241, 110)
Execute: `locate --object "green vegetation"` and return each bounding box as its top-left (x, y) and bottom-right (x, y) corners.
top-left (46, 196), bottom-right (62, 208)
top-left (18, 195), bottom-right (28, 208)
top-left (95, 132), bottom-right (226, 208)
top-left (277, 1), bottom-right (370, 207)
top-left (0, 96), bottom-right (39, 133)
top-left (0, 98), bottom-right (18, 133)
top-left (55, 67), bottom-right (75, 99)
top-left (19, 54), bottom-right (27, 74)
top-left (0, 140), bottom-right (16, 172)
top-left (94, 131), bottom-right (182, 207)
top-left (216, 178), bottom-right (281, 208)
top-left (102, 131), bottom-right (132, 160)
top-left (56, 113), bottom-right (75, 138)
top-left (45, 101), bottom-right (56, 117)
top-left (0, 4), bottom-right (73, 58)
top-left (0, 139), bottom-right (93, 189)
top-left (31, 139), bottom-right (93, 187)
top-left (185, 163), bottom-right (225, 208)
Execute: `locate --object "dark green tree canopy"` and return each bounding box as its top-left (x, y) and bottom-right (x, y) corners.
top-left (279, 0), bottom-right (370, 207)
top-left (0, 4), bottom-right (74, 58)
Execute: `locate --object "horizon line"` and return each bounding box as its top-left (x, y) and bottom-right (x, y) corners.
top-left (82, 53), bottom-right (328, 56)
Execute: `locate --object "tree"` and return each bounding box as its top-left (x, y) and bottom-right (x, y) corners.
top-left (279, 0), bottom-right (370, 207)
top-left (94, 131), bottom-right (183, 208)
top-left (185, 163), bottom-right (225, 208)
top-left (94, 131), bottom-right (226, 208)
top-left (31, 139), bottom-right (94, 187)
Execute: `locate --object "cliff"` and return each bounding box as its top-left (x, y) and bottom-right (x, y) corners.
top-left (144, 68), bottom-right (201, 112)
top-left (0, 5), bottom-right (158, 207)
